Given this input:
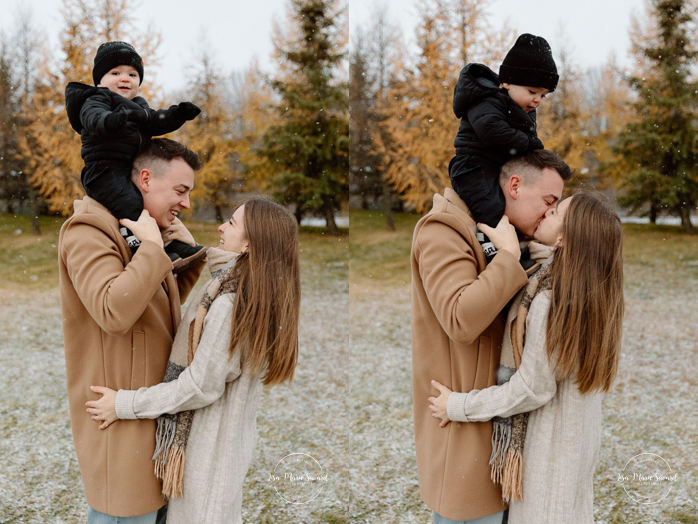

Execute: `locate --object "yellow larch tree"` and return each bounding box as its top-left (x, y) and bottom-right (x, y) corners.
top-left (535, 43), bottom-right (591, 190)
top-left (174, 46), bottom-right (235, 223)
top-left (376, 0), bottom-right (514, 212)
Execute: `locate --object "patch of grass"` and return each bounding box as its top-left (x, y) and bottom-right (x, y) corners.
top-left (0, 214), bottom-right (348, 292)
top-left (0, 214), bottom-right (65, 291)
top-left (348, 210), bottom-right (698, 290)
top-left (349, 210), bottom-right (419, 288)
top-left (673, 509), bottom-right (698, 524)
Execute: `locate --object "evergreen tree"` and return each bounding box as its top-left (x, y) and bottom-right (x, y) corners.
top-left (349, 34), bottom-right (383, 210)
top-left (259, 0), bottom-right (349, 235)
top-left (0, 36), bottom-right (26, 214)
top-left (614, 0), bottom-right (698, 232)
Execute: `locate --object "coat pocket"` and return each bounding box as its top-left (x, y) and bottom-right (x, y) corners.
top-left (473, 335), bottom-right (492, 390)
top-left (131, 330), bottom-right (146, 389)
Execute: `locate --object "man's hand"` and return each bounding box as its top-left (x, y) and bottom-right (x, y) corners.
top-left (161, 217), bottom-right (197, 247)
top-left (120, 210), bottom-right (163, 248)
top-left (428, 380), bottom-right (452, 428)
top-left (477, 216), bottom-right (521, 260)
top-left (86, 386), bottom-right (119, 430)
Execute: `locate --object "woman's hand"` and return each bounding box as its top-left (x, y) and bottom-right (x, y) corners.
top-left (120, 210), bottom-right (163, 248)
top-left (428, 380), bottom-right (452, 428)
top-left (477, 216), bottom-right (521, 260)
top-left (86, 386), bottom-right (119, 430)
top-left (161, 217), bottom-right (197, 247)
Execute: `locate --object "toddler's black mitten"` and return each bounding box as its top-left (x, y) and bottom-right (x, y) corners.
top-left (177, 102), bottom-right (201, 121)
top-left (104, 105), bottom-right (128, 133)
top-left (125, 108), bottom-right (148, 124)
top-left (530, 137), bottom-right (544, 150)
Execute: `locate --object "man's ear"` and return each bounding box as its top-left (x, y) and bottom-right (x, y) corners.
top-left (507, 174), bottom-right (522, 200)
top-left (137, 169), bottom-right (152, 193)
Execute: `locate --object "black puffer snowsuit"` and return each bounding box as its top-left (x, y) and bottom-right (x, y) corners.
top-left (65, 82), bottom-right (193, 221)
top-left (449, 63), bottom-right (543, 227)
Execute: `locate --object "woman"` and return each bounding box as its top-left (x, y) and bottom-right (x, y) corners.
top-left (86, 196), bottom-right (300, 524)
top-left (428, 193), bottom-right (624, 523)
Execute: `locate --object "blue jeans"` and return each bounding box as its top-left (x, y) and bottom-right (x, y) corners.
top-left (87, 504), bottom-right (167, 524)
top-left (433, 510), bottom-right (504, 524)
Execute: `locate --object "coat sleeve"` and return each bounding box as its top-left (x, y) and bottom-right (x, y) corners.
top-left (446, 293), bottom-right (558, 422)
top-left (80, 92), bottom-right (120, 136)
top-left (176, 258), bottom-right (207, 305)
top-left (414, 214), bottom-right (528, 345)
top-left (115, 295), bottom-right (241, 419)
top-left (467, 99), bottom-right (533, 157)
top-left (61, 218), bottom-right (174, 336)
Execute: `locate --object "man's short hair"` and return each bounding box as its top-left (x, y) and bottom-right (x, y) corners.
top-left (131, 138), bottom-right (201, 180)
top-left (500, 149), bottom-right (572, 187)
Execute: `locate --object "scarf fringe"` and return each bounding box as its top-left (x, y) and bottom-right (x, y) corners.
top-left (489, 418), bottom-right (511, 486)
top-left (500, 447), bottom-right (523, 501)
top-left (161, 445), bottom-right (186, 498)
top-left (152, 415), bottom-right (177, 468)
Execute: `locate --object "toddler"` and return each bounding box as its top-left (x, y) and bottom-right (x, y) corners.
top-left (66, 41), bottom-right (204, 268)
top-left (449, 33), bottom-right (558, 263)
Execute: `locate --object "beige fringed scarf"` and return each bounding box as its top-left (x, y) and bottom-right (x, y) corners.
top-left (489, 243), bottom-right (553, 501)
top-left (152, 247), bottom-right (238, 497)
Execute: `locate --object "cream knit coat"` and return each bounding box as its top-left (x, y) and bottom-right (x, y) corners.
top-left (115, 253), bottom-right (262, 524)
top-left (447, 291), bottom-right (601, 524)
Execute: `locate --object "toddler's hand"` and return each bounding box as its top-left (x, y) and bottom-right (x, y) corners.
top-left (125, 108), bottom-right (148, 124)
top-left (177, 102), bottom-right (201, 121)
top-left (530, 137), bottom-right (544, 150)
top-left (104, 105), bottom-right (128, 133)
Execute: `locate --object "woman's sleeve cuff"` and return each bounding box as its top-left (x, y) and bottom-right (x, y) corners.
top-left (115, 389), bottom-right (137, 420)
top-left (447, 391), bottom-right (471, 422)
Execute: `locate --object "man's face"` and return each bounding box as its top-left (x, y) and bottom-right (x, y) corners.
top-left (504, 167), bottom-right (564, 238)
top-left (140, 158), bottom-right (195, 229)
top-left (97, 65), bottom-right (140, 100)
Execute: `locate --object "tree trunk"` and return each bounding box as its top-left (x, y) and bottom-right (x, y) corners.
top-left (382, 180), bottom-right (395, 231)
top-left (649, 202), bottom-right (658, 224)
top-left (294, 206), bottom-right (304, 226)
top-left (214, 205), bottom-right (224, 223)
top-left (680, 206), bottom-right (695, 234)
top-left (323, 206), bottom-right (340, 236)
top-left (27, 181), bottom-right (41, 235)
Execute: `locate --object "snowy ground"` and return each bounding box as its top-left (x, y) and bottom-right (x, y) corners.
top-left (1, 251), bottom-right (696, 522)
top-left (347, 277), bottom-right (698, 523)
top-left (0, 253), bottom-right (351, 523)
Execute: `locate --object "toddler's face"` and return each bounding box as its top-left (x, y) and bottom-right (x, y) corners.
top-left (97, 65), bottom-right (140, 100)
top-left (502, 83), bottom-right (549, 113)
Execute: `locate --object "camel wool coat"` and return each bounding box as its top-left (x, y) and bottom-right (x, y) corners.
top-left (411, 188), bottom-right (528, 520)
top-left (58, 197), bottom-right (204, 517)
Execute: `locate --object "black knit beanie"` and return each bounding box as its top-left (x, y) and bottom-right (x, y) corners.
top-left (499, 34), bottom-right (558, 92)
top-left (92, 41), bottom-right (144, 86)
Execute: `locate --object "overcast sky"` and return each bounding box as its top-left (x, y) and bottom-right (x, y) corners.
top-left (350, 0), bottom-right (647, 72)
top-left (0, 0), bottom-right (293, 93)
top-left (1, 0), bottom-right (646, 91)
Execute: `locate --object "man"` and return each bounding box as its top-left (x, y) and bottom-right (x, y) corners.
top-left (411, 149), bottom-right (572, 523)
top-left (58, 138), bottom-right (206, 523)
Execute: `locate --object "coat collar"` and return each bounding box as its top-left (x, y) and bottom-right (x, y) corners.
top-left (438, 187), bottom-right (475, 222)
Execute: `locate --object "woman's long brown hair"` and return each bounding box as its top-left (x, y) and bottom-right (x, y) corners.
top-left (228, 196), bottom-right (300, 386)
top-left (546, 192), bottom-right (624, 394)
